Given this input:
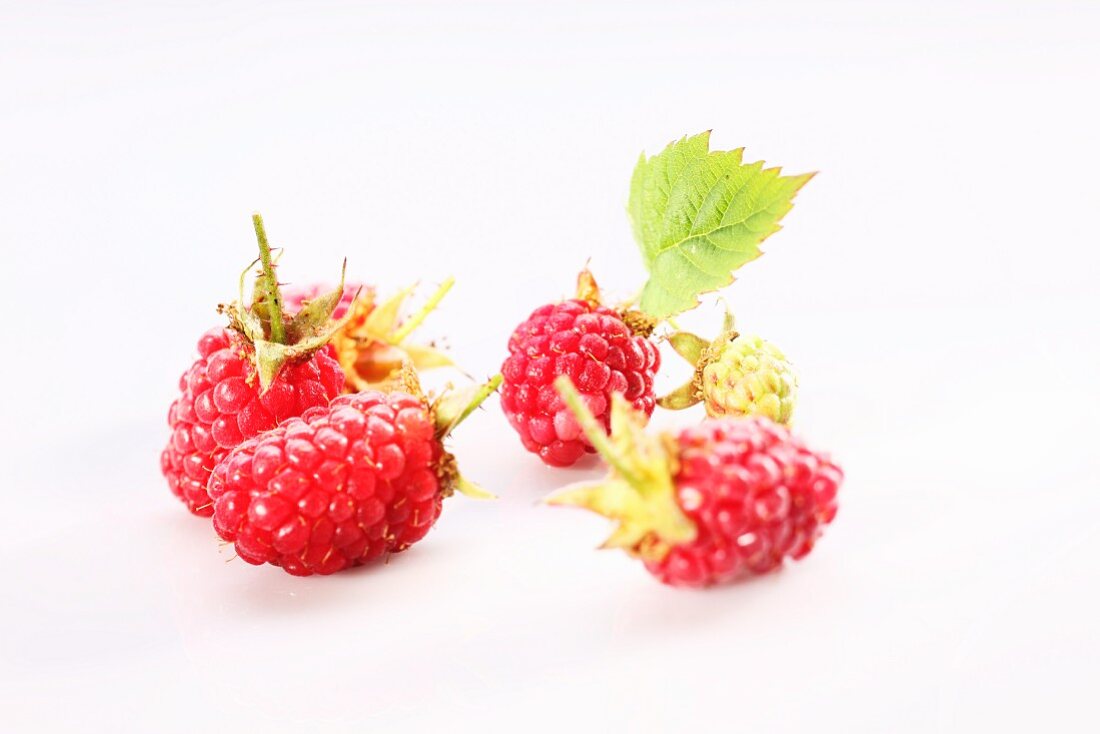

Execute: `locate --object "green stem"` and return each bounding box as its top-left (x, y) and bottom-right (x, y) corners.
top-left (554, 376), bottom-right (638, 483)
top-left (252, 213), bottom-right (286, 344)
top-left (391, 276), bottom-right (455, 344)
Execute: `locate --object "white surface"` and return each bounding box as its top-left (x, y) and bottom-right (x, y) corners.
top-left (2, 1), bottom-right (1099, 731)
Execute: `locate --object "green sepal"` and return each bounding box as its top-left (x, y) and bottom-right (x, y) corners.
top-left (350, 277), bottom-right (455, 375)
top-left (575, 268), bottom-right (602, 305)
top-left (226, 259), bottom-right (265, 343)
top-left (656, 380), bottom-right (699, 411)
top-left (363, 283), bottom-right (417, 339)
top-left (426, 373), bottom-right (503, 503)
top-left (454, 476), bottom-right (496, 500)
top-left (547, 377), bottom-right (696, 561)
top-left (390, 277), bottom-right (454, 345)
top-left (656, 305), bottom-right (739, 411)
top-left (251, 305), bottom-right (356, 391)
top-left (221, 213), bottom-right (353, 391)
top-left (286, 261), bottom-right (350, 343)
top-left (401, 343), bottom-right (455, 371)
top-left (667, 332), bottom-right (709, 365)
top-left (548, 480), bottom-right (654, 550)
top-left (433, 374), bottom-right (503, 439)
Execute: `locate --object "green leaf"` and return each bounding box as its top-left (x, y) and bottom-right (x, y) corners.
top-left (628, 131), bottom-right (813, 318)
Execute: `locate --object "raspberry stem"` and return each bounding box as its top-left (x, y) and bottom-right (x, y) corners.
top-left (252, 213), bottom-right (286, 345)
top-left (391, 276), bottom-right (454, 345)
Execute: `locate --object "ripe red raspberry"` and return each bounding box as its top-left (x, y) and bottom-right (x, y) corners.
top-left (501, 271), bottom-right (660, 467)
top-left (161, 214), bottom-right (351, 516)
top-left (207, 377), bottom-right (500, 576)
top-left (549, 377), bottom-right (841, 588)
top-left (644, 418), bottom-right (839, 586)
top-left (161, 329), bottom-right (344, 516)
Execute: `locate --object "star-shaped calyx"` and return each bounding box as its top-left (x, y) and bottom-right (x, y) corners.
top-left (218, 213), bottom-right (357, 391)
top-left (656, 308), bottom-right (739, 411)
top-left (546, 376), bottom-right (695, 562)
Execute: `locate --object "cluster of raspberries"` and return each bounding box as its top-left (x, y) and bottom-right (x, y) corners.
top-left (160, 215), bottom-right (487, 577)
top-left (498, 272), bottom-right (841, 587)
top-left (162, 215), bottom-right (840, 590)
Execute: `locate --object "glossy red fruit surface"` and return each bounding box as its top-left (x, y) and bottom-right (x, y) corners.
top-left (160, 328), bottom-right (345, 516)
top-left (645, 417), bottom-right (841, 587)
top-left (207, 390), bottom-right (450, 575)
top-left (501, 300), bottom-right (659, 467)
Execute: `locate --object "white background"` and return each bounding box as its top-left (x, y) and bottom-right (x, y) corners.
top-left (2, 1), bottom-right (1098, 731)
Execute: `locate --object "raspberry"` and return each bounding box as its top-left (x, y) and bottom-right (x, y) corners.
top-left (659, 312), bottom-right (797, 425)
top-left (161, 329), bottom-right (344, 516)
top-left (501, 271), bottom-right (660, 467)
top-left (550, 377), bottom-right (840, 588)
top-left (701, 335), bottom-right (796, 423)
top-left (207, 376), bottom-right (500, 576)
top-left (283, 279), bottom-right (455, 391)
top-left (161, 214), bottom-right (352, 516)
top-left (644, 417), bottom-right (838, 586)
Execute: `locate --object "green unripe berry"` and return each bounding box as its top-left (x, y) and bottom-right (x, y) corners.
top-left (701, 335), bottom-right (797, 424)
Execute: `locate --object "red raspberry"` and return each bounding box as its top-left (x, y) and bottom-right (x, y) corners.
top-left (501, 272), bottom-right (659, 467)
top-left (161, 214), bottom-right (352, 516)
top-left (645, 418), bottom-right (840, 587)
top-left (161, 329), bottom-right (344, 516)
top-left (207, 376), bottom-right (499, 576)
top-left (549, 377), bottom-right (841, 588)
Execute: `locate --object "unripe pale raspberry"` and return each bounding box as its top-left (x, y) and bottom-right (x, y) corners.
top-left (659, 311), bottom-right (798, 426)
top-left (702, 335), bottom-right (797, 424)
top-left (550, 377), bottom-right (840, 588)
top-left (501, 271), bottom-right (659, 467)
